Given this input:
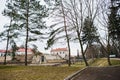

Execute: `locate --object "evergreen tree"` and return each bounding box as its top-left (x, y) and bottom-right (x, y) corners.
top-left (108, 0), bottom-right (120, 57)
top-left (108, 3), bottom-right (120, 40)
top-left (2, 0), bottom-right (48, 66)
top-left (82, 17), bottom-right (99, 46)
top-left (1, 0), bottom-right (18, 65)
top-left (82, 17), bottom-right (99, 59)
top-left (10, 40), bottom-right (18, 60)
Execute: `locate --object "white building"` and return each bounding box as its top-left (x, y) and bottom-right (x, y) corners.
top-left (0, 50), bottom-right (11, 57)
top-left (16, 48), bottom-right (33, 55)
top-left (0, 50), bottom-right (6, 56)
top-left (0, 50), bottom-right (12, 62)
top-left (50, 48), bottom-right (69, 59)
top-left (32, 53), bottom-right (62, 64)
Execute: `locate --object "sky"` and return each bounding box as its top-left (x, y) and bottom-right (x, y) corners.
top-left (0, 0), bottom-right (9, 49)
top-left (0, 0), bottom-right (8, 32)
top-left (0, 0), bottom-right (111, 56)
top-left (0, 0), bottom-right (80, 56)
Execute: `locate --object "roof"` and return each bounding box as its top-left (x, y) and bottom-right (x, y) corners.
top-left (17, 48), bottom-right (33, 52)
top-left (0, 50), bottom-right (11, 53)
top-left (0, 48), bottom-right (33, 53)
top-left (0, 50), bottom-right (6, 53)
top-left (51, 48), bottom-right (68, 52)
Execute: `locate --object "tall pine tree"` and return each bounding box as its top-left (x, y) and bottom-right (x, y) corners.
top-left (82, 16), bottom-right (99, 59)
top-left (1, 0), bottom-right (18, 65)
top-left (108, 0), bottom-right (120, 57)
top-left (3, 0), bottom-right (48, 66)
top-left (82, 17), bottom-right (99, 46)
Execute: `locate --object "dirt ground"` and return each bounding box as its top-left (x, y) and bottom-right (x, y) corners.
top-left (72, 66), bottom-right (120, 80)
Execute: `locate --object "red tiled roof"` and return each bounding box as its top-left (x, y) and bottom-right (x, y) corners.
top-left (0, 48), bottom-right (33, 53)
top-left (0, 50), bottom-right (11, 53)
top-left (18, 48), bottom-right (33, 52)
top-left (51, 48), bottom-right (68, 52)
top-left (0, 50), bottom-right (6, 53)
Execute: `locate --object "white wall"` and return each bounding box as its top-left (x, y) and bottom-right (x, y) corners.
top-left (0, 53), bottom-right (4, 56)
top-left (16, 52), bottom-right (33, 55)
top-left (51, 51), bottom-right (68, 59)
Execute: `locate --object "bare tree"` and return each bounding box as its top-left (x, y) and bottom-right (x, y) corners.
top-left (96, 0), bottom-right (116, 65)
top-left (63, 0), bottom-right (103, 66)
top-left (61, 0), bottom-right (71, 66)
top-left (63, 0), bottom-right (89, 66)
top-left (45, 0), bottom-right (73, 66)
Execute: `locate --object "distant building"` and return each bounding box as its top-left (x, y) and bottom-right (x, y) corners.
top-left (0, 50), bottom-right (11, 57)
top-left (32, 53), bottom-right (63, 64)
top-left (85, 45), bottom-right (102, 58)
top-left (50, 48), bottom-right (69, 59)
top-left (0, 50), bottom-right (12, 62)
top-left (0, 48), bottom-right (34, 63)
top-left (14, 48), bottom-right (35, 62)
top-left (16, 48), bottom-right (34, 55)
top-left (0, 50), bottom-right (6, 57)
top-left (0, 48), bottom-right (34, 56)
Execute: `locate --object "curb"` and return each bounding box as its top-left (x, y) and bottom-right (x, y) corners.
top-left (64, 67), bottom-right (88, 80)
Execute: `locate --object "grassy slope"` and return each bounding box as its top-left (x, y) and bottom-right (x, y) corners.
top-left (0, 58), bottom-right (119, 80)
top-left (0, 66), bottom-right (81, 80)
top-left (89, 58), bottom-right (120, 67)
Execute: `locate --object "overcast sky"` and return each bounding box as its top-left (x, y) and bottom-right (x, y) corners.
top-left (0, 0), bottom-right (8, 32)
top-left (0, 0), bottom-right (8, 49)
top-left (0, 0), bottom-right (110, 56)
top-left (0, 0), bottom-right (80, 56)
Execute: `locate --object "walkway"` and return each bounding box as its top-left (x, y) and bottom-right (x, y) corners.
top-left (65, 66), bottom-right (120, 80)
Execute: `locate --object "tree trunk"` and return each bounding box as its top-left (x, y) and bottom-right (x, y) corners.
top-left (25, 0), bottom-right (29, 66)
top-left (4, 31), bottom-right (9, 65)
top-left (78, 34), bottom-right (89, 66)
top-left (61, 0), bottom-right (71, 67)
top-left (4, 19), bottom-right (12, 65)
top-left (78, 0), bottom-right (89, 66)
top-left (107, 37), bottom-right (112, 65)
top-left (98, 39), bottom-right (111, 65)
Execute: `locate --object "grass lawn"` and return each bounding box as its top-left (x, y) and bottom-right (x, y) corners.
top-left (0, 65), bottom-right (82, 80)
top-left (89, 58), bottom-right (120, 67)
top-left (0, 58), bottom-right (119, 80)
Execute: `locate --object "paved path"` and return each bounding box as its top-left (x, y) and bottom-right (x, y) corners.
top-left (65, 66), bottom-right (120, 80)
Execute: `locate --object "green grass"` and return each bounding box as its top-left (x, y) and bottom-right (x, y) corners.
top-left (88, 58), bottom-right (108, 67)
top-left (89, 58), bottom-right (120, 67)
top-left (62, 62), bottom-right (85, 68)
top-left (111, 59), bottom-right (120, 65)
top-left (0, 66), bottom-right (81, 80)
top-left (0, 58), bottom-right (119, 80)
